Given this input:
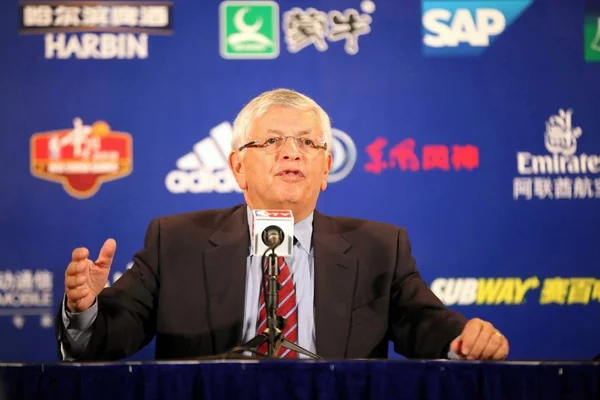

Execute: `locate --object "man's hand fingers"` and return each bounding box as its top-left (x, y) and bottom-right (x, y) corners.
top-left (95, 239), bottom-right (116, 269)
top-left (65, 261), bottom-right (84, 277)
top-left (467, 323), bottom-right (494, 360)
top-left (490, 336), bottom-right (509, 360)
top-left (450, 337), bottom-right (462, 355)
top-left (71, 247), bottom-right (89, 262)
top-left (65, 259), bottom-right (92, 277)
top-left (67, 285), bottom-right (90, 301)
top-left (479, 330), bottom-right (504, 359)
top-left (65, 274), bottom-right (86, 289)
top-left (459, 319), bottom-right (483, 357)
top-left (457, 318), bottom-right (509, 361)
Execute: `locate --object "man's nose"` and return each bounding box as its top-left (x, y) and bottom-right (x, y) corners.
top-left (280, 137), bottom-right (301, 159)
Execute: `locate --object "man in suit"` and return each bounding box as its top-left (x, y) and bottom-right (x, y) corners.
top-left (57, 89), bottom-right (509, 361)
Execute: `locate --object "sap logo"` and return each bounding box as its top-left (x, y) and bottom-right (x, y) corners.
top-left (421, 1), bottom-right (532, 55)
top-left (423, 9), bottom-right (505, 48)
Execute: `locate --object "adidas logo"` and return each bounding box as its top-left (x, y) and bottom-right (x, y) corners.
top-left (165, 123), bottom-right (357, 194)
top-left (165, 122), bottom-right (242, 193)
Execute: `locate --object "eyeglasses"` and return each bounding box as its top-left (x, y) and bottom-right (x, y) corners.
top-left (238, 136), bottom-right (328, 155)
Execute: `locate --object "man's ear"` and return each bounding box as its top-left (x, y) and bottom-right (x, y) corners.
top-left (320, 152), bottom-right (333, 191)
top-left (229, 151), bottom-right (247, 190)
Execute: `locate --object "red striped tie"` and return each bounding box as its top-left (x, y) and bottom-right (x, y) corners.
top-left (256, 256), bottom-right (298, 358)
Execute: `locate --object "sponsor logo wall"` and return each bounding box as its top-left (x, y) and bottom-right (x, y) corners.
top-left (514, 109), bottom-right (600, 200)
top-left (30, 118), bottom-right (133, 198)
top-left (165, 122), bottom-right (357, 193)
top-left (1, 0), bottom-right (598, 362)
top-left (219, 0), bottom-right (375, 59)
top-left (0, 270), bottom-right (55, 329)
top-left (585, 8), bottom-right (600, 62)
top-left (421, 0), bottom-right (533, 55)
top-left (19, 1), bottom-right (173, 59)
top-left (432, 277), bottom-right (600, 306)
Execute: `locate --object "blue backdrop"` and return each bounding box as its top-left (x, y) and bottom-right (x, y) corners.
top-left (0, 0), bottom-right (598, 362)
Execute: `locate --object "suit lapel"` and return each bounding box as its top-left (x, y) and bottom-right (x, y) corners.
top-left (203, 205), bottom-right (249, 354)
top-left (313, 211), bottom-right (357, 359)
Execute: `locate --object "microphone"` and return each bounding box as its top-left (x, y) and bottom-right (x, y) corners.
top-left (262, 225), bottom-right (284, 248)
top-left (251, 210), bottom-right (294, 256)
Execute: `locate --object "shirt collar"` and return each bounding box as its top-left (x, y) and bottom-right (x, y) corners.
top-left (246, 206), bottom-right (313, 254)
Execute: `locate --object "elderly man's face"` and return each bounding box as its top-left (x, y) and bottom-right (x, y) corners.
top-left (230, 106), bottom-right (332, 214)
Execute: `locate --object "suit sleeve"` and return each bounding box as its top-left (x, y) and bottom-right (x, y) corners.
top-left (55, 218), bottom-right (161, 361)
top-left (388, 228), bottom-right (467, 359)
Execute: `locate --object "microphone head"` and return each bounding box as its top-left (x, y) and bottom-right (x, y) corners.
top-left (262, 225), bottom-right (284, 248)
top-left (251, 209), bottom-right (294, 256)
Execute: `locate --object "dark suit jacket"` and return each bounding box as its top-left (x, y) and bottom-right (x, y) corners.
top-left (56, 204), bottom-right (467, 361)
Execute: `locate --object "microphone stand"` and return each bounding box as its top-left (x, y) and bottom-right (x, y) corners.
top-left (265, 250), bottom-right (279, 357)
top-left (228, 246), bottom-right (321, 360)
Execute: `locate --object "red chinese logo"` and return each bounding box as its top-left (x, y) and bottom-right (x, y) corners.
top-left (30, 118), bottom-right (133, 199)
top-left (365, 137), bottom-right (479, 174)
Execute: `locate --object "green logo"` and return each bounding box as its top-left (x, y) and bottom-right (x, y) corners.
top-left (219, 1), bottom-right (279, 59)
top-left (584, 14), bottom-right (600, 62)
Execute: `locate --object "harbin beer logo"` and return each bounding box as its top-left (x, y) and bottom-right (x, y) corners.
top-left (30, 118), bottom-right (133, 199)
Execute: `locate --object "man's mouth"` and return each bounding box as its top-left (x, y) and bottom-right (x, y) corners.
top-left (276, 169), bottom-right (305, 178)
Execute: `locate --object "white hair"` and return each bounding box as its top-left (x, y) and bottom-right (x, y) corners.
top-left (231, 88), bottom-right (332, 154)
